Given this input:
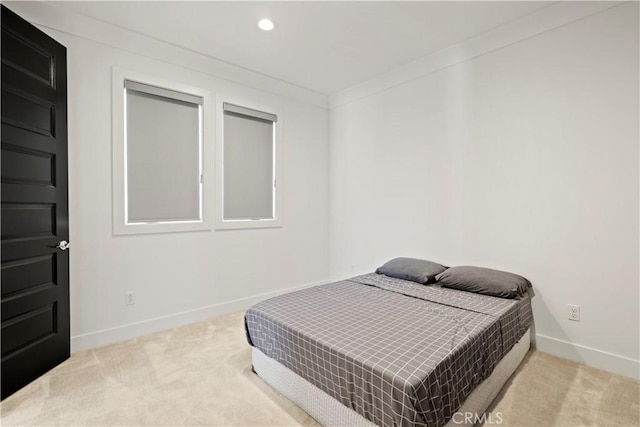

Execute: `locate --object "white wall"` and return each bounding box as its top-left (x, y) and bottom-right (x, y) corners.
top-left (329, 3), bottom-right (639, 378)
top-left (5, 2), bottom-right (330, 351)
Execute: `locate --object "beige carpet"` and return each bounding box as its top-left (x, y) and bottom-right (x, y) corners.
top-left (1, 312), bottom-right (638, 426)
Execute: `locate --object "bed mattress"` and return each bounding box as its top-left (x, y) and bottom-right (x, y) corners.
top-left (245, 273), bottom-right (532, 427)
top-left (252, 329), bottom-right (531, 427)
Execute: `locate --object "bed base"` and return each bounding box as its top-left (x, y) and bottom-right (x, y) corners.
top-left (252, 328), bottom-right (530, 427)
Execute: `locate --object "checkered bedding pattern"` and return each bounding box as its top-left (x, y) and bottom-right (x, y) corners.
top-left (245, 273), bottom-right (532, 427)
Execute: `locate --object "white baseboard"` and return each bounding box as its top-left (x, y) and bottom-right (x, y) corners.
top-left (70, 280), bottom-right (327, 353)
top-left (535, 334), bottom-right (639, 380)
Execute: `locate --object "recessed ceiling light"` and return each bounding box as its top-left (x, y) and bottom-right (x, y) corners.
top-left (258, 19), bottom-right (275, 31)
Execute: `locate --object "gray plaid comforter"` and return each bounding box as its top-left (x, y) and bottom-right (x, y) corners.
top-left (245, 273), bottom-right (532, 427)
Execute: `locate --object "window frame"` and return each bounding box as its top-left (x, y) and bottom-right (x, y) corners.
top-left (112, 68), bottom-right (214, 235)
top-left (214, 96), bottom-right (283, 230)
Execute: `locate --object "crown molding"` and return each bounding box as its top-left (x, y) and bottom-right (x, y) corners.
top-left (330, 1), bottom-right (625, 109)
top-left (3, 1), bottom-right (329, 109)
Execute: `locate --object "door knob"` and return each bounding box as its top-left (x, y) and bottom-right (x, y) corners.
top-left (56, 240), bottom-right (70, 251)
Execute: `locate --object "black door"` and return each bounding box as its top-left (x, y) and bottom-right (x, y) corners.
top-left (1, 5), bottom-right (69, 400)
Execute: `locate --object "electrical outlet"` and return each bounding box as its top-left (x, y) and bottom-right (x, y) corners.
top-left (568, 304), bottom-right (580, 321)
top-left (126, 292), bottom-right (135, 306)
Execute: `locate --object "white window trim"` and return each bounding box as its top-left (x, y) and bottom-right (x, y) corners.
top-left (215, 95), bottom-right (283, 230)
top-left (112, 67), bottom-right (214, 235)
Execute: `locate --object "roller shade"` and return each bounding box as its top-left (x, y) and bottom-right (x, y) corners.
top-left (223, 102), bottom-right (277, 123)
top-left (223, 106), bottom-right (275, 220)
top-left (125, 80), bottom-right (203, 105)
top-left (126, 82), bottom-right (201, 222)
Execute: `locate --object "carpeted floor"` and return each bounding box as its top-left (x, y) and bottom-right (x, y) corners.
top-left (1, 312), bottom-right (638, 426)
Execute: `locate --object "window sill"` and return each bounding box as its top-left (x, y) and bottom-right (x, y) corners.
top-left (114, 220), bottom-right (211, 235)
top-left (214, 218), bottom-right (282, 231)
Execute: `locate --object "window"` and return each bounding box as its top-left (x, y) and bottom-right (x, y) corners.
top-left (112, 69), bottom-right (213, 234)
top-left (215, 99), bottom-right (282, 229)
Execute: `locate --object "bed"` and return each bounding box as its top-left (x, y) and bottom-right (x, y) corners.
top-left (245, 270), bottom-right (533, 427)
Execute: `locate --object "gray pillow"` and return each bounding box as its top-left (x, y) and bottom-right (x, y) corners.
top-left (376, 257), bottom-right (447, 285)
top-left (435, 266), bottom-right (531, 299)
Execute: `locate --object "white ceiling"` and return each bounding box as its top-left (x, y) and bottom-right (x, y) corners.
top-left (53, 1), bottom-right (554, 95)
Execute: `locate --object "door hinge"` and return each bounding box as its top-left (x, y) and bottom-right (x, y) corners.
top-left (274, 179), bottom-right (277, 188)
top-left (200, 174), bottom-right (204, 184)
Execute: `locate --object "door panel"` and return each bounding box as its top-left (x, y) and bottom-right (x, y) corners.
top-left (1, 203), bottom-right (56, 239)
top-left (2, 146), bottom-right (56, 186)
top-left (2, 304), bottom-right (57, 357)
top-left (2, 255), bottom-right (56, 297)
top-left (1, 26), bottom-right (54, 87)
top-left (1, 4), bottom-right (69, 400)
top-left (1, 88), bottom-right (56, 136)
